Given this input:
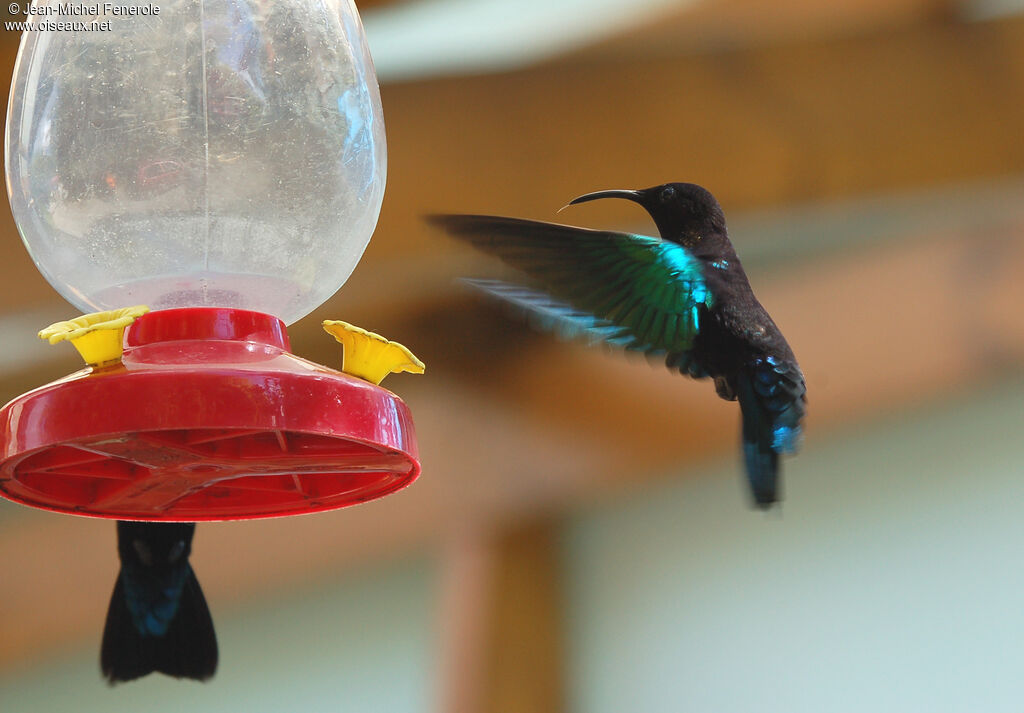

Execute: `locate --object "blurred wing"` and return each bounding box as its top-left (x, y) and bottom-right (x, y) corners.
top-left (432, 215), bottom-right (712, 356)
top-left (463, 278), bottom-right (636, 347)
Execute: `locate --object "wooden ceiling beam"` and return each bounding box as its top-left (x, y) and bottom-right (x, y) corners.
top-left (370, 15), bottom-right (1024, 262)
top-left (571, 0), bottom-right (959, 58)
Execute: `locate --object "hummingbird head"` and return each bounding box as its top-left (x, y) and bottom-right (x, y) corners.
top-left (117, 521), bottom-right (195, 571)
top-left (568, 182), bottom-right (726, 248)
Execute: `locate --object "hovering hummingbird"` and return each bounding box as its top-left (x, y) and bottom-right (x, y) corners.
top-left (430, 182), bottom-right (806, 507)
top-left (101, 521), bottom-right (218, 683)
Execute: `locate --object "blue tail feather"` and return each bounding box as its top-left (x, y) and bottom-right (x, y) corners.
top-left (742, 438), bottom-right (780, 508)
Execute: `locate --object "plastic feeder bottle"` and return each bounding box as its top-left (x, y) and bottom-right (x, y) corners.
top-left (0, 0), bottom-right (423, 521)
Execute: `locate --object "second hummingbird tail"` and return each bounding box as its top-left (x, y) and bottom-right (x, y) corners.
top-left (100, 566), bottom-right (218, 684)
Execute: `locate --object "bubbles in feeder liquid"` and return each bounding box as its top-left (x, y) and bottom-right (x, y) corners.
top-left (6, 0), bottom-right (386, 324)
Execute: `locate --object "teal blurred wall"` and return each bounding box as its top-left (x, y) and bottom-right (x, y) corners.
top-left (565, 378), bottom-right (1024, 712)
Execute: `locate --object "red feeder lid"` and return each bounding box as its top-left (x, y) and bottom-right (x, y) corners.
top-left (0, 308), bottom-right (420, 521)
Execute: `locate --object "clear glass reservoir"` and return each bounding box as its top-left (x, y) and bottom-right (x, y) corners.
top-left (5, 0), bottom-right (386, 325)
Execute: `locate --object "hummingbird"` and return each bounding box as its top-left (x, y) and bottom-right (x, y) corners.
top-left (430, 182), bottom-right (806, 507)
top-left (101, 521), bottom-right (218, 683)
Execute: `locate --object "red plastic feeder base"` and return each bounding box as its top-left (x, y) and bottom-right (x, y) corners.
top-left (0, 308), bottom-right (420, 521)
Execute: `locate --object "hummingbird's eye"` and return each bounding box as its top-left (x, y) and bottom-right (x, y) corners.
top-left (168, 539), bottom-right (186, 563)
top-left (132, 539), bottom-right (154, 567)
top-left (659, 187), bottom-right (676, 203)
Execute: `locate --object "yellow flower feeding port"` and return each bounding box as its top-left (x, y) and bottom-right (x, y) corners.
top-left (323, 320), bottom-right (425, 385)
top-left (38, 306), bottom-right (151, 367)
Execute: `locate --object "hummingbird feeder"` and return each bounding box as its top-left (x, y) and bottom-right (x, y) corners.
top-left (1, 0), bottom-right (423, 521)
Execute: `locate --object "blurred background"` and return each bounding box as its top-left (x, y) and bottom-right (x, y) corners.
top-left (2, 0), bottom-right (1024, 711)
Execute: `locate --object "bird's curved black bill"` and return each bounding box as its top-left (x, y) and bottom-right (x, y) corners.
top-left (568, 189), bottom-right (644, 206)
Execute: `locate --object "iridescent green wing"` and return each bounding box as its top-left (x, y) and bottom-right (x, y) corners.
top-left (431, 215), bottom-right (712, 358)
